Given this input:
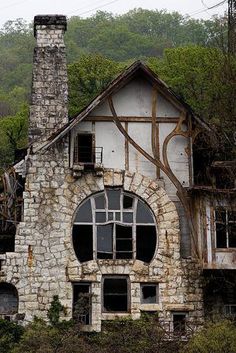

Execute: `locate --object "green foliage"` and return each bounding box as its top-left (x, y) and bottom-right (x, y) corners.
top-left (47, 295), bottom-right (64, 326)
top-left (0, 319), bottom-right (24, 353)
top-left (182, 320), bottom-right (236, 353)
top-left (0, 104), bottom-right (28, 171)
top-left (91, 315), bottom-right (180, 353)
top-left (68, 54), bottom-right (124, 116)
top-left (147, 47), bottom-right (236, 157)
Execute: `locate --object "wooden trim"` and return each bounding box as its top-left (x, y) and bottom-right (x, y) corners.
top-left (151, 86), bottom-right (160, 178)
top-left (84, 116), bottom-right (180, 123)
top-left (108, 96), bottom-right (200, 259)
top-left (125, 122), bottom-right (129, 170)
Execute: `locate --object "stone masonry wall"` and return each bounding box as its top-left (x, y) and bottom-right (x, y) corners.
top-left (29, 15), bottom-right (68, 143)
top-left (0, 139), bottom-right (203, 330)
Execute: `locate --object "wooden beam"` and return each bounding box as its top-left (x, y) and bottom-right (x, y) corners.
top-left (84, 116), bottom-right (180, 123)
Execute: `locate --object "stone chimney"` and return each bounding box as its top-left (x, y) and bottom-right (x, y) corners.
top-left (29, 15), bottom-right (68, 143)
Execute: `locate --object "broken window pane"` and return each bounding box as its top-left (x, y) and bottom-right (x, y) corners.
top-left (107, 189), bottom-right (120, 210)
top-left (97, 224), bottom-right (113, 259)
top-left (95, 194), bottom-right (105, 209)
top-left (141, 284), bottom-right (158, 304)
top-left (103, 277), bottom-right (128, 312)
top-left (73, 189), bottom-right (157, 263)
top-left (136, 226), bottom-right (156, 263)
top-left (136, 201), bottom-right (154, 223)
top-left (123, 194), bottom-right (133, 209)
top-left (73, 225), bottom-right (93, 262)
top-left (73, 283), bottom-right (91, 325)
top-left (74, 200), bottom-right (92, 223)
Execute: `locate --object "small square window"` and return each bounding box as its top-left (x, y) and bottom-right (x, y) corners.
top-left (141, 284), bottom-right (158, 304)
top-left (173, 313), bottom-right (186, 334)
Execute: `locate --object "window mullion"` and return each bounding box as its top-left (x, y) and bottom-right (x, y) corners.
top-left (113, 223), bottom-right (116, 259)
top-left (226, 210), bottom-right (229, 248)
top-left (133, 198), bottom-right (138, 260)
top-left (91, 197), bottom-right (97, 259)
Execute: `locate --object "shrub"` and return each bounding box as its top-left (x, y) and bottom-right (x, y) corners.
top-left (0, 319), bottom-right (24, 353)
top-left (182, 320), bottom-right (236, 353)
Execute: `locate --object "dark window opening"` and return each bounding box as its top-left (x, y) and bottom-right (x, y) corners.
top-left (141, 284), bottom-right (158, 304)
top-left (203, 270), bottom-right (236, 318)
top-left (0, 233), bottom-right (15, 254)
top-left (123, 195), bottom-right (133, 209)
top-left (136, 226), bottom-right (156, 262)
top-left (73, 225), bottom-right (93, 262)
top-left (215, 209), bottom-right (236, 248)
top-left (74, 134), bottom-right (93, 164)
top-left (73, 283), bottom-right (91, 325)
top-left (229, 211), bottom-right (236, 247)
top-left (173, 313), bottom-right (186, 334)
top-left (103, 277), bottom-right (128, 312)
top-left (116, 225), bottom-right (132, 259)
top-left (0, 283), bottom-right (18, 315)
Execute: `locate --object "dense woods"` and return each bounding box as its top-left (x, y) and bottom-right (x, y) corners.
top-left (0, 9), bottom-right (235, 171)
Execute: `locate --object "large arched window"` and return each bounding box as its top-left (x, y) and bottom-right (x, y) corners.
top-left (72, 189), bottom-right (157, 263)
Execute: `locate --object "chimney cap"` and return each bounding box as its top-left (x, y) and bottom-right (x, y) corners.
top-left (34, 15), bottom-right (67, 36)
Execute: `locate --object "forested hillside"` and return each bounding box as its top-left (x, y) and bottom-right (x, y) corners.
top-left (0, 9), bottom-right (235, 171)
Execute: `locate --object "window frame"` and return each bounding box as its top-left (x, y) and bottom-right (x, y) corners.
top-left (140, 283), bottom-right (159, 304)
top-left (102, 276), bottom-right (130, 313)
top-left (215, 208), bottom-right (236, 249)
top-left (73, 189), bottom-right (157, 262)
top-left (70, 130), bottom-right (95, 167)
top-left (72, 282), bottom-right (92, 325)
top-left (172, 312), bottom-right (187, 334)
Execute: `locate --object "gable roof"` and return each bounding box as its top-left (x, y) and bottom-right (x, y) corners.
top-left (34, 60), bottom-right (211, 153)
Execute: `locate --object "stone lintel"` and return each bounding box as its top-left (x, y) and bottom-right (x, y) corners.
top-left (34, 15), bottom-right (67, 37)
top-left (165, 304), bottom-right (195, 311)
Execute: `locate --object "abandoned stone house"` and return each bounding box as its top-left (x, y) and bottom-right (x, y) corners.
top-left (0, 15), bottom-right (235, 332)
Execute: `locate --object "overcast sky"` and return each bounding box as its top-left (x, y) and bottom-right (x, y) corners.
top-left (0, 0), bottom-right (228, 28)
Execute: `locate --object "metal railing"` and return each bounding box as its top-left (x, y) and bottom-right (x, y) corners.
top-left (73, 146), bottom-right (103, 165)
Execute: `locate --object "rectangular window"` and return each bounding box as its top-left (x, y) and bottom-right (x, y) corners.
top-left (141, 284), bottom-right (158, 304)
top-left (215, 209), bottom-right (236, 248)
top-left (74, 134), bottom-right (94, 164)
top-left (224, 304), bottom-right (236, 318)
top-left (73, 283), bottom-right (91, 325)
top-left (103, 277), bottom-right (128, 312)
top-left (173, 313), bottom-right (186, 334)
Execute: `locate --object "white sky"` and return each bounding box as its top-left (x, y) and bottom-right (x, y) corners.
top-left (0, 0), bottom-right (228, 29)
